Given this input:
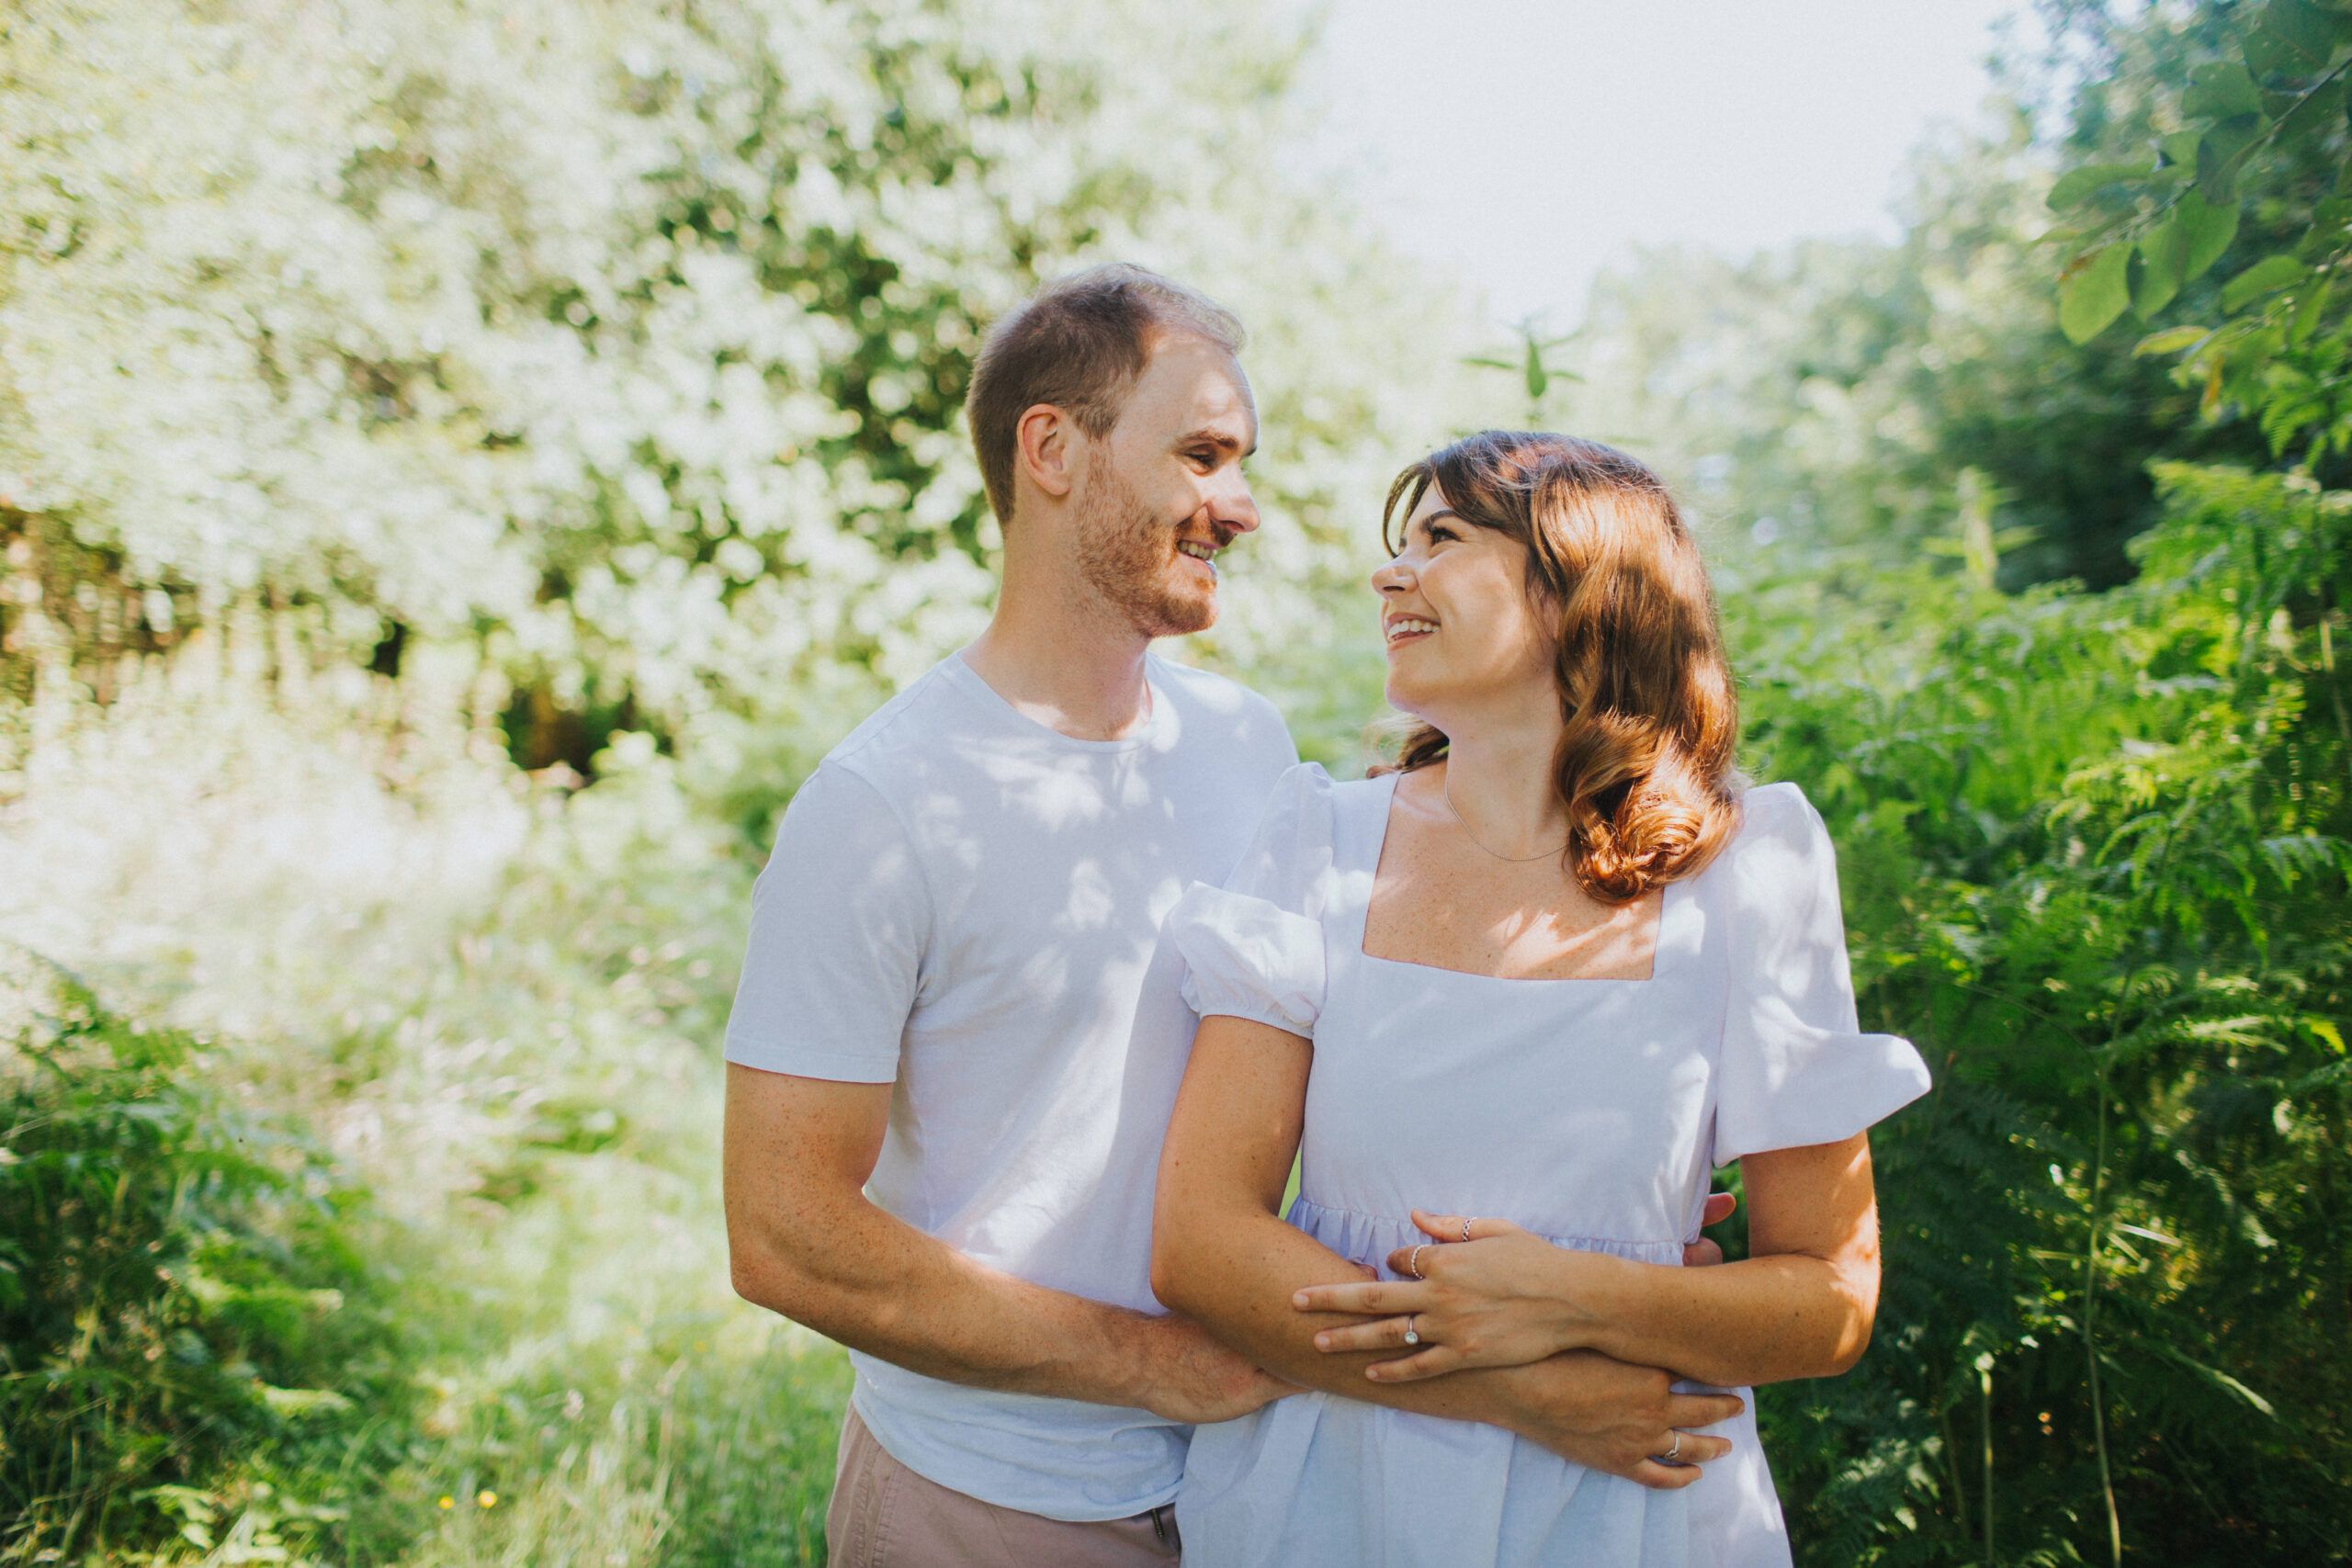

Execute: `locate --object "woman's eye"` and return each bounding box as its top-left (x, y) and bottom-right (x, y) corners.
top-left (1426, 525), bottom-right (1457, 545)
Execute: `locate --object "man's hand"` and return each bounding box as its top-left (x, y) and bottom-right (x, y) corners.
top-left (1683, 1190), bottom-right (1736, 1268)
top-left (1497, 1350), bottom-right (1744, 1491)
top-left (1125, 1312), bottom-right (1295, 1423)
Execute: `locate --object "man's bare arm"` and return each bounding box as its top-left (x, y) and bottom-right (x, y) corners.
top-left (724, 1063), bottom-right (1287, 1422)
top-left (1149, 1017), bottom-right (1745, 1488)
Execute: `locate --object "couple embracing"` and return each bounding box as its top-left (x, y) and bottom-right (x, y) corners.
top-left (722, 265), bottom-right (1929, 1568)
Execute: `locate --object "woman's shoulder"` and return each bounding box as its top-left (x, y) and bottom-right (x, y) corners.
top-left (1694, 780), bottom-right (1832, 893)
top-left (1735, 779), bottom-right (1820, 836)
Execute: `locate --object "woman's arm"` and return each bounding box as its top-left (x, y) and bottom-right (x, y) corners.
top-left (1152, 1015), bottom-right (1745, 1488)
top-left (1295, 1134), bottom-right (1882, 1390)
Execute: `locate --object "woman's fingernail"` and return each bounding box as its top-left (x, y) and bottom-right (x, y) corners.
top-left (1292, 1292), bottom-right (1309, 1307)
top-left (1314, 1334), bottom-right (1330, 1349)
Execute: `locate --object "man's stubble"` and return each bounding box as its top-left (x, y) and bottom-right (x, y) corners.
top-left (1072, 463), bottom-right (1216, 640)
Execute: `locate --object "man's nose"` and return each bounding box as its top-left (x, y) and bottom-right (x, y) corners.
top-left (1205, 469), bottom-right (1260, 536)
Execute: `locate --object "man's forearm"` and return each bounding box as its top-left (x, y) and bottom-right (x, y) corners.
top-left (731, 1189), bottom-right (1167, 1408)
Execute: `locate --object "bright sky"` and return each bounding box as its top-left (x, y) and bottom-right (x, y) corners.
top-left (1300, 0), bottom-right (2034, 328)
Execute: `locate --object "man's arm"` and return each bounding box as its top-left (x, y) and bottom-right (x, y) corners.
top-left (724, 1063), bottom-right (1289, 1423)
top-left (1149, 1016), bottom-right (1746, 1488)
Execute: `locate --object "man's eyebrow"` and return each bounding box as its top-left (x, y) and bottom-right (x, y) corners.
top-left (1174, 426), bottom-right (1256, 459)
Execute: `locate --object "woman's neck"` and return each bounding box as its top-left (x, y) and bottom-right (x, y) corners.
top-left (1436, 717), bottom-right (1568, 861)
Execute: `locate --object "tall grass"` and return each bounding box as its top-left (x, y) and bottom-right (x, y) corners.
top-left (0, 627), bottom-right (854, 1565)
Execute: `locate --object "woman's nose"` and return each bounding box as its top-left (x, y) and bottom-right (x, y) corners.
top-left (1371, 558), bottom-right (1411, 593)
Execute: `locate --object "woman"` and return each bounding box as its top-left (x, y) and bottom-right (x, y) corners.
top-left (1150, 432), bottom-right (1930, 1566)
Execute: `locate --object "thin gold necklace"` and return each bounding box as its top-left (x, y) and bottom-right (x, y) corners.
top-left (1441, 772), bottom-right (1567, 863)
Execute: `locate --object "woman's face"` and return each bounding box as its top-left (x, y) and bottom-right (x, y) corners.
top-left (1371, 480), bottom-right (1555, 730)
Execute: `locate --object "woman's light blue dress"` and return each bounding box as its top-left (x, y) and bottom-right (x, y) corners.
top-left (1165, 766), bottom-right (1931, 1568)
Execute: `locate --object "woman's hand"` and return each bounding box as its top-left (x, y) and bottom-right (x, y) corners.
top-left (1290, 1211), bottom-right (1625, 1382)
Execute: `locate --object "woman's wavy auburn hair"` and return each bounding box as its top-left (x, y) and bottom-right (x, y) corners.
top-left (1374, 431), bottom-right (1742, 904)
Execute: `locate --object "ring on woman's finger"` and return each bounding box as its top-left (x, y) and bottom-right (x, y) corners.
top-left (1651, 1431), bottom-right (1682, 1464)
top-left (1401, 1314), bottom-right (1419, 1346)
top-left (1406, 1245), bottom-right (1428, 1280)
top-left (1460, 1216), bottom-right (1475, 1243)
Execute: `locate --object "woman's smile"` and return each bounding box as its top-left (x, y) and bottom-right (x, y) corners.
top-left (1384, 614), bottom-right (1438, 648)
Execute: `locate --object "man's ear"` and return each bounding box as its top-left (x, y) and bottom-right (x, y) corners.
top-left (1014, 402), bottom-right (1076, 501)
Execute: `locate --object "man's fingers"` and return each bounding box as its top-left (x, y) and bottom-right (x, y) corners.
top-left (1701, 1190), bottom-right (1737, 1228)
top-left (1623, 1431), bottom-right (1733, 1488)
top-left (1665, 1431), bottom-right (1733, 1464)
top-left (1665, 1392), bottom-right (1746, 1428)
top-left (1625, 1459), bottom-right (1706, 1491)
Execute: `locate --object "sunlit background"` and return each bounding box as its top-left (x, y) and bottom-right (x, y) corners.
top-left (5, 1), bottom-right (2347, 1563)
top-left (1310, 0), bottom-right (2030, 319)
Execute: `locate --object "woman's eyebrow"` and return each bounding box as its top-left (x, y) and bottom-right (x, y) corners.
top-left (1414, 508), bottom-right (1465, 531)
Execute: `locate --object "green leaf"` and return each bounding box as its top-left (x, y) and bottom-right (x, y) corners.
top-left (2160, 130), bottom-right (2205, 169)
top-left (2185, 60), bottom-right (2267, 119)
top-left (2134, 324), bottom-right (2212, 355)
top-left (2273, 72), bottom-right (2347, 145)
top-left (2060, 244), bottom-right (2135, 343)
top-left (2256, 0), bottom-right (2352, 70)
top-left (2134, 220), bottom-right (2190, 317)
top-left (2048, 161), bottom-right (2154, 212)
top-left (2221, 253), bottom-right (2309, 310)
top-left (2289, 269), bottom-right (2335, 342)
top-left (2179, 189), bottom-right (2242, 280)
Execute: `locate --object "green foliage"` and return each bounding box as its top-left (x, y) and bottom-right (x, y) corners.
top-left (0, 956), bottom-right (401, 1563)
top-left (1722, 461), bottom-right (2352, 1564)
top-left (2048, 0), bottom-right (2352, 467)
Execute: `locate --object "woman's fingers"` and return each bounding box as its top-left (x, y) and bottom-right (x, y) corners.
top-left (1700, 1190), bottom-right (1737, 1227)
top-left (1311, 1314), bottom-right (1423, 1353)
top-left (1293, 1280), bottom-right (1427, 1314)
top-left (1363, 1347), bottom-right (1462, 1382)
top-left (1408, 1209), bottom-right (1523, 1243)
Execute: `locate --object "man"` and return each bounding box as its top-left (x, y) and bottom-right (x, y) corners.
top-left (723, 265), bottom-right (1736, 1566)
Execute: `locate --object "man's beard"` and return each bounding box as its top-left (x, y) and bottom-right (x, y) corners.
top-left (1073, 467), bottom-right (1217, 638)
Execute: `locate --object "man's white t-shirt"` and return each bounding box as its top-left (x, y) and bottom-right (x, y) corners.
top-left (724, 649), bottom-right (1297, 1520)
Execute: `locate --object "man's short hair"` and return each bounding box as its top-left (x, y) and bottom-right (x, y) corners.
top-left (966, 264), bottom-right (1246, 525)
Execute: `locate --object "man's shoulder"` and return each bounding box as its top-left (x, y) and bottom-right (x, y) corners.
top-left (819, 658), bottom-right (976, 785)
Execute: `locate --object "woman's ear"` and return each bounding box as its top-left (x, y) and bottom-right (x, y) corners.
top-left (1014, 402), bottom-right (1075, 500)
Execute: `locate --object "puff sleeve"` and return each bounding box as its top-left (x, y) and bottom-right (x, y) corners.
top-left (1166, 762), bottom-right (1337, 1039)
top-left (1713, 783), bottom-right (1932, 1164)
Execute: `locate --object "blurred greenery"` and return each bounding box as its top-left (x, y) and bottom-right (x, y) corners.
top-left (2, 0), bottom-right (2347, 1562)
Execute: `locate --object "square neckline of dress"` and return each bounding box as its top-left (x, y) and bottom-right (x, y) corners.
top-left (1351, 771), bottom-right (1680, 986)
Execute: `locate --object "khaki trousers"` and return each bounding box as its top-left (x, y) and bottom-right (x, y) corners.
top-left (825, 1405), bottom-right (1182, 1568)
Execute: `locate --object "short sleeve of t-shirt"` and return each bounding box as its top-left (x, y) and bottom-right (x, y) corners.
top-left (1713, 783), bottom-right (1932, 1164)
top-left (724, 762), bottom-right (929, 1084)
top-left (1166, 761), bottom-right (1335, 1038)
